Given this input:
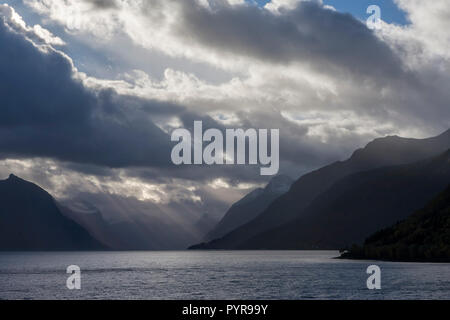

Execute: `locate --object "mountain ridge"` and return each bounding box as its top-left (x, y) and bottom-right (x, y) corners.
top-left (0, 174), bottom-right (106, 251)
top-left (238, 149), bottom-right (450, 249)
top-left (340, 183), bottom-right (450, 262)
top-left (203, 174), bottom-right (293, 241)
top-left (191, 129), bottom-right (450, 250)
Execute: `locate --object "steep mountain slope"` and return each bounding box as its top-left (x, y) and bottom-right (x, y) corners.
top-left (192, 129), bottom-right (450, 249)
top-left (195, 213), bottom-right (219, 240)
top-left (204, 175), bottom-right (293, 241)
top-left (60, 194), bottom-right (206, 250)
top-left (58, 201), bottom-right (157, 250)
top-left (0, 174), bottom-right (105, 250)
top-left (341, 185), bottom-right (450, 262)
top-left (240, 150), bottom-right (450, 249)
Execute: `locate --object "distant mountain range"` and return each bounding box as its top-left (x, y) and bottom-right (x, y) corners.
top-left (191, 129), bottom-right (450, 250)
top-left (239, 149), bottom-right (450, 249)
top-left (0, 173), bottom-right (209, 251)
top-left (59, 194), bottom-right (210, 250)
top-left (204, 175), bottom-right (293, 241)
top-left (0, 174), bottom-right (105, 251)
top-left (0, 172), bottom-right (217, 251)
top-left (340, 184), bottom-right (450, 262)
top-left (2, 129), bottom-right (449, 253)
top-left (58, 200), bottom-right (164, 250)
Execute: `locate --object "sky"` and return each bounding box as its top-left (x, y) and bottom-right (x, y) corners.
top-left (0, 0), bottom-right (449, 247)
top-left (251, 0), bottom-right (409, 24)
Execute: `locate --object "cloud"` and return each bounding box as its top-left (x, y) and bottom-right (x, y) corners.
top-left (8, 1), bottom-right (450, 166)
top-left (1, 0), bottom-right (450, 206)
top-left (87, 0), bottom-right (119, 10)
top-left (0, 4), bottom-right (182, 168)
top-left (0, 5), bottom-right (281, 191)
top-left (24, 0), bottom-right (404, 80)
top-left (394, 0), bottom-right (450, 60)
top-left (1, 0), bottom-right (450, 249)
top-left (0, 4), bottom-right (65, 45)
top-left (178, 0), bottom-right (405, 80)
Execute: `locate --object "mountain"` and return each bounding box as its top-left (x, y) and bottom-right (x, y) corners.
top-left (195, 213), bottom-right (219, 240)
top-left (203, 175), bottom-right (293, 241)
top-left (192, 129), bottom-right (450, 249)
top-left (57, 200), bottom-right (154, 250)
top-left (0, 174), bottom-right (105, 251)
top-left (60, 194), bottom-right (206, 250)
top-left (340, 185), bottom-right (450, 262)
top-left (239, 149), bottom-right (450, 249)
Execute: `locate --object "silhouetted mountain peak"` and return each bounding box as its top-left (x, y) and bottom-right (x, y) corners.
top-left (4, 174), bottom-right (38, 188)
top-left (265, 174), bottom-right (293, 194)
top-left (350, 135), bottom-right (408, 159)
top-left (0, 175), bottom-right (105, 250)
top-left (200, 175), bottom-right (293, 242)
top-left (436, 128), bottom-right (450, 138)
top-left (6, 173), bottom-right (20, 181)
top-left (347, 130), bottom-right (450, 166)
top-left (194, 129), bottom-right (450, 250)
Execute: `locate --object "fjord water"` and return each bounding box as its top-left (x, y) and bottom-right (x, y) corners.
top-left (0, 251), bottom-right (449, 300)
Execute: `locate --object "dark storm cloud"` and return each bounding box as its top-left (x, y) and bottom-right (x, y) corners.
top-left (0, 13), bottom-right (277, 183)
top-left (86, 0), bottom-right (119, 9)
top-left (0, 19), bottom-right (180, 168)
top-left (84, 0), bottom-right (404, 81)
top-left (178, 0), bottom-right (405, 80)
top-left (4, 0), bottom-right (445, 188)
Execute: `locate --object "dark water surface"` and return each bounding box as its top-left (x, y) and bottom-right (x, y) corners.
top-left (0, 251), bottom-right (449, 299)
